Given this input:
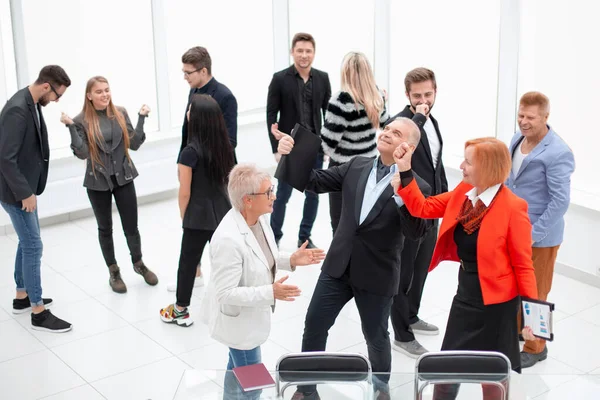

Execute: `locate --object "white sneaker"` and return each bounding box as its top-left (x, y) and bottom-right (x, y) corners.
top-left (166, 276), bottom-right (205, 292)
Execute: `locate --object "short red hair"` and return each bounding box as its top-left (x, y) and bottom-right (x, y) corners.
top-left (519, 91), bottom-right (550, 115)
top-left (465, 137), bottom-right (511, 188)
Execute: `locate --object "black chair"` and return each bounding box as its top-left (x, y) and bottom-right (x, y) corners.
top-left (414, 351), bottom-right (511, 400)
top-left (275, 352), bottom-right (372, 399)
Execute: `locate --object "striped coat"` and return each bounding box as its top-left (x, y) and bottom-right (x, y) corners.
top-left (320, 90), bottom-right (389, 163)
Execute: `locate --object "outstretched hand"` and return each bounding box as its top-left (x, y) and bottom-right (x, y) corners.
top-left (291, 241), bottom-right (326, 267)
top-left (272, 275), bottom-right (301, 301)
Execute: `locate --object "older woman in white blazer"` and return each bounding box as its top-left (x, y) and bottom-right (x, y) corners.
top-left (201, 164), bottom-right (325, 396)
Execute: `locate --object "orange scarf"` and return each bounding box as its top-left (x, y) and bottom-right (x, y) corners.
top-left (456, 185), bottom-right (502, 234)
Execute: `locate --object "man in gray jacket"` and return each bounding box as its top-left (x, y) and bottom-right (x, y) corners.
top-left (0, 65), bottom-right (73, 333)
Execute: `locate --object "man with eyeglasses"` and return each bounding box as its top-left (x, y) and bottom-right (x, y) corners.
top-left (168, 47), bottom-right (238, 292)
top-left (0, 65), bottom-right (73, 333)
top-left (180, 46), bottom-right (238, 163)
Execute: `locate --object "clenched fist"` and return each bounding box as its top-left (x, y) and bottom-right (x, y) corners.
top-left (139, 104), bottom-right (151, 116)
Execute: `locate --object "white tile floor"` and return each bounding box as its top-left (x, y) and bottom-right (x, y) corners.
top-left (1, 192), bottom-right (600, 399)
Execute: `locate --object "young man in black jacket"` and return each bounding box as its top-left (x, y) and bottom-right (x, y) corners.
top-left (388, 68), bottom-right (448, 358)
top-left (0, 65), bottom-right (72, 332)
top-left (267, 32), bottom-right (331, 249)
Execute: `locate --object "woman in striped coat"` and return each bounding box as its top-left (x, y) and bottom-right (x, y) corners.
top-left (321, 52), bottom-right (389, 233)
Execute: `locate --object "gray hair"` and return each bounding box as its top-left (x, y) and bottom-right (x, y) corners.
top-left (394, 116), bottom-right (421, 146)
top-left (228, 163), bottom-right (271, 211)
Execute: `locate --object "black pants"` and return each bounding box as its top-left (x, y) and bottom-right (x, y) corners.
top-left (327, 160), bottom-right (343, 235)
top-left (87, 178), bottom-right (142, 267)
top-left (391, 222), bottom-right (437, 342)
top-left (176, 228), bottom-right (213, 308)
top-left (299, 271), bottom-right (393, 394)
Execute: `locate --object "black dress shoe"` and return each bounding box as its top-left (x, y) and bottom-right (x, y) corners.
top-left (298, 238), bottom-right (317, 249)
top-left (520, 346), bottom-right (548, 369)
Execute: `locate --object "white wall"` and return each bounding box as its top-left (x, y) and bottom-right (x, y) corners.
top-left (0, 0), bottom-right (599, 284)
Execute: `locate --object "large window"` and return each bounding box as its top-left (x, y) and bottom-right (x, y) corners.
top-left (21, 0), bottom-right (158, 153)
top-left (163, 1), bottom-right (274, 130)
top-left (389, 0), bottom-right (501, 168)
top-left (288, 0), bottom-right (375, 94)
top-left (518, 0), bottom-right (600, 198)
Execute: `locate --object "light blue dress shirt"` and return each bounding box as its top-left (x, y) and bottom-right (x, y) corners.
top-left (359, 158), bottom-right (404, 224)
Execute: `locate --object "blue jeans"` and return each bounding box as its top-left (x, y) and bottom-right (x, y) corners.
top-left (223, 346), bottom-right (262, 400)
top-left (271, 154), bottom-right (323, 242)
top-left (1, 201), bottom-right (44, 306)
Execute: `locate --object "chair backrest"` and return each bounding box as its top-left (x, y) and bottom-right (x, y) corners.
top-left (414, 351), bottom-right (511, 400)
top-left (276, 351), bottom-right (371, 383)
top-left (416, 351), bottom-right (511, 381)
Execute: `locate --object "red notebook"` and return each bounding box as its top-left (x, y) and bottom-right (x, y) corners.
top-left (232, 363), bottom-right (275, 392)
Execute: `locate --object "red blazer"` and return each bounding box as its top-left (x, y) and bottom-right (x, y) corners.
top-left (397, 179), bottom-right (538, 305)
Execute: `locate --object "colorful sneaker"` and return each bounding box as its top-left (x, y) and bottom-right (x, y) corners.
top-left (160, 304), bottom-right (193, 327)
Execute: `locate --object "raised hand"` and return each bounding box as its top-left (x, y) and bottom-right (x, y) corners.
top-left (271, 123), bottom-right (286, 140)
top-left (415, 103), bottom-right (430, 116)
top-left (139, 104), bottom-right (151, 116)
top-left (277, 134), bottom-right (295, 155)
top-left (393, 142), bottom-right (413, 172)
top-left (291, 241), bottom-right (326, 267)
top-left (272, 276), bottom-right (301, 301)
top-left (60, 112), bottom-right (73, 126)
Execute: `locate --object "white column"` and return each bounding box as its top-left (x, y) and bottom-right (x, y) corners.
top-left (495, 0), bottom-right (520, 143)
top-left (150, 0), bottom-right (171, 132)
top-left (9, 0), bottom-right (27, 88)
top-left (373, 0), bottom-right (390, 94)
top-left (272, 0), bottom-right (290, 72)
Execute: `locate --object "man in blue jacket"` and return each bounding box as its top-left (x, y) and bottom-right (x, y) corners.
top-left (507, 91), bottom-right (575, 368)
top-left (179, 46), bottom-right (238, 162)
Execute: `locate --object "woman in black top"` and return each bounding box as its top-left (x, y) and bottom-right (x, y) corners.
top-left (160, 94), bottom-right (234, 327)
top-left (60, 76), bottom-right (158, 293)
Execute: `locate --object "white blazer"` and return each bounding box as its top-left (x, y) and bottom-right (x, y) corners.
top-left (200, 209), bottom-right (293, 350)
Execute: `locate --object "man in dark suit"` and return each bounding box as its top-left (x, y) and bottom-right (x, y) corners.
top-left (172, 46), bottom-right (238, 291)
top-left (179, 46), bottom-right (238, 162)
top-left (0, 65), bottom-right (72, 333)
top-left (387, 68), bottom-right (448, 358)
top-left (267, 32), bottom-right (331, 249)
top-left (275, 117), bottom-right (431, 400)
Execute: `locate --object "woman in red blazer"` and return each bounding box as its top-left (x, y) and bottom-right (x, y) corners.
top-left (392, 138), bottom-right (538, 399)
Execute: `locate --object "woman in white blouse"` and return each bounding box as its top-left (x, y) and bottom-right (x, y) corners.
top-left (200, 164), bottom-right (325, 398)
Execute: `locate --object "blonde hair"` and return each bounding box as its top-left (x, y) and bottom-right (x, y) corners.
top-left (228, 164), bottom-right (271, 211)
top-left (340, 52), bottom-right (384, 128)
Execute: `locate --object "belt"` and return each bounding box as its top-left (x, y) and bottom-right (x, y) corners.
top-left (459, 259), bottom-right (478, 273)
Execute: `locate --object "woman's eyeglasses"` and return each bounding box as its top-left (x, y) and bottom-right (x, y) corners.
top-left (250, 186), bottom-right (275, 199)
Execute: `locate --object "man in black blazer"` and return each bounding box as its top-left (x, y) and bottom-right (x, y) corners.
top-left (179, 46), bottom-right (238, 162)
top-left (267, 32), bottom-right (331, 249)
top-left (0, 65), bottom-right (72, 333)
top-left (387, 68), bottom-right (448, 358)
top-left (276, 117), bottom-right (431, 400)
